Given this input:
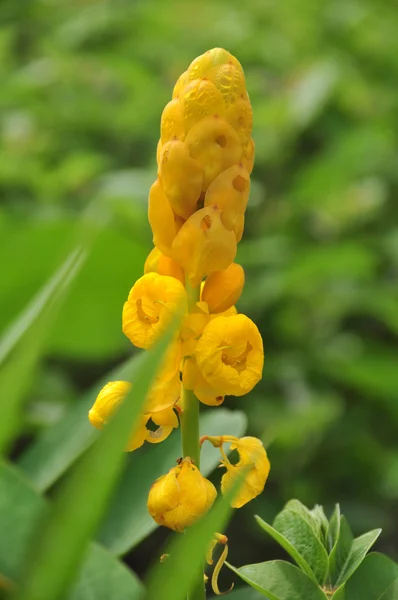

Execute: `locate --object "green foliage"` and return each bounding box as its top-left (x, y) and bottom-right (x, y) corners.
top-left (229, 500), bottom-right (394, 599)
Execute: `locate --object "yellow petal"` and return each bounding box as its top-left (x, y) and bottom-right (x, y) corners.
top-left (220, 437), bottom-right (270, 508)
top-left (122, 272), bottom-right (187, 349)
top-left (88, 381), bottom-right (131, 429)
top-left (202, 263), bottom-right (245, 314)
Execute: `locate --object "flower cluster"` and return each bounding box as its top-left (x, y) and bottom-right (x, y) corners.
top-left (88, 48), bottom-right (270, 540)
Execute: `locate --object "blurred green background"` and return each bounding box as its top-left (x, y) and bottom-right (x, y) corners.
top-left (2, 0), bottom-right (398, 579)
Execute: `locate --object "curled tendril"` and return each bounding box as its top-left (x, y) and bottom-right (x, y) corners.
top-left (211, 543), bottom-right (234, 596)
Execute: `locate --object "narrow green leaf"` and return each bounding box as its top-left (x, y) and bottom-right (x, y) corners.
top-left (98, 408), bottom-right (247, 556)
top-left (333, 553), bottom-right (398, 600)
top-left (227, 560), bottom-right (328, 600)
top-left (13, 315), bottom-right (179, 600)
top-left (0, 462), bottom-right (143, 600)
top-left (0, 248), bottom-right (87, 454)
top-left (254, 515), bottom-right (318, 582)
top-left (327, 505), bottom-right (341, 554)
top-left (273, 508), bottom-right (329, 584)
top-left (145, 459), bottom-right (250, 600)
top-left (336, 528), bottom-right (382, 586)
top-left (17, 356), bottom-right (140, 492)
top-left (328, 516), bottom-right (354, 585)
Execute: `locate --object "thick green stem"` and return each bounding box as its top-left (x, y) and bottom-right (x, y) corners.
top-left (181, 281), bottom-right (205, 600)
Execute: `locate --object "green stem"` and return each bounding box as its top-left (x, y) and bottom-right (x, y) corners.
top-left (181, 281), bottom-right (205, 600)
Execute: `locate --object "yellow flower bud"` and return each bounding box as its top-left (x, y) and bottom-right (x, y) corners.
top-left (172, 207), bottom-right (237, 287)
top-left (160, 99), bottom-right (185, 143)
top-left (242, 138), bottom-right (255, 174)
top-left (187, 48), bottom-right (243, 81)
top-left (195, 314), bottom-right (263, 396)
top-left (159, 140), bottom-right (203, 219)
top-left (201, 263), bottom-right (245, 314)
top-left (185, 115), bottom-right (242, 190)
top-left (148, 179), bottom-right (182, 256)
top-left (206, 63), bottom-right (246, 107)
top-left (219, 436), bottom-right (270, 508)
top-left (182, 358), bottom-right (224, 406)
top-left (225, 97), bottom-right (253, 147)
top-left (122, 272), bottom-right (187, 349)
top-left (144, 247), bottom-right (185, 285)
top-left (179, 79), bottom-right (225, 132)
top-left (172, 70), bottom-right (189, 99)
top-left (88, 381), bottom-right (179, 452)
top-left (205, 164), bottom-right (250, 230)
top-left (147, 458), bottom-right (217, 532)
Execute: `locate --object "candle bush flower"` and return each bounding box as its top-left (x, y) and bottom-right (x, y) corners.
top-left (88, 47), bottom-right (270, 596)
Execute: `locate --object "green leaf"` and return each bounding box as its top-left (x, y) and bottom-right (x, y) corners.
top-left (227, 560), bottom-right (328, 600)
top-left (14, 315), bottom-right (179, 600)
top-left (212, 588), bottom-right (263, 600)
top-left (98, 408), bottom-right (247, 556)
top-left (273, 506), bottom-right (329, 584)
top-left (327, 505), bottom-right (341, 554)
top-left (332, 553), bottom-right (398, 600)
top-left (329, 516), bottom-right (354, 585)
top-left (254, 515), bottom-right (318, 583)
top-left (0, 462), bottom-right (143, 599)
top-left (68, 544), bottom-right (143, 600)
top-left (0, 247), bottom-right (88, 454)
top-left (329, 516), bottom-right (381, 586)
top-left (17, 356), bottom-right (140, 492)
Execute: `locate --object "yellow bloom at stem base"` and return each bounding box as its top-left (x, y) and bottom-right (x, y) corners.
top-left (147, 457), bottom-right (217, 532)
top-left (122, 272), bottom-right (187, 349)
top-left (88, 381), bottom-right (179, 451)
top-left (201, 435), bottom-right (270, 509)
top-left (195, 313), bottom-right (264, 396)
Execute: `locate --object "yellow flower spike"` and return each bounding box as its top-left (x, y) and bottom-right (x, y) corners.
top-left (159, 140), bottom-right (203, 219)
top-left (144, 247), bottom-right (185, 285)
top-left (122, 272), bottom-right (187, 349)
top-left (195, 314), bottom-right (264, 396)
top-left (205, 164), bottom-right (250, 230)
top-left (219, 436), bottom-right (271, 509)
top-left (160, 99), bottom-right (185, 143)
top-left (182, 358), bottom-right (224, 406)
top-left (179, 79), bottom-right (225, 132)
top-left (148, 179), bottom-right (182, 256)
top-left (147, 458), bottom-right (217, 532)
top-left (172, 206), bottom-right (237, 287)
top-left (202, 263), bottom-right (245, 314)
top-left (185, 115), bottom-right (242, 191)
